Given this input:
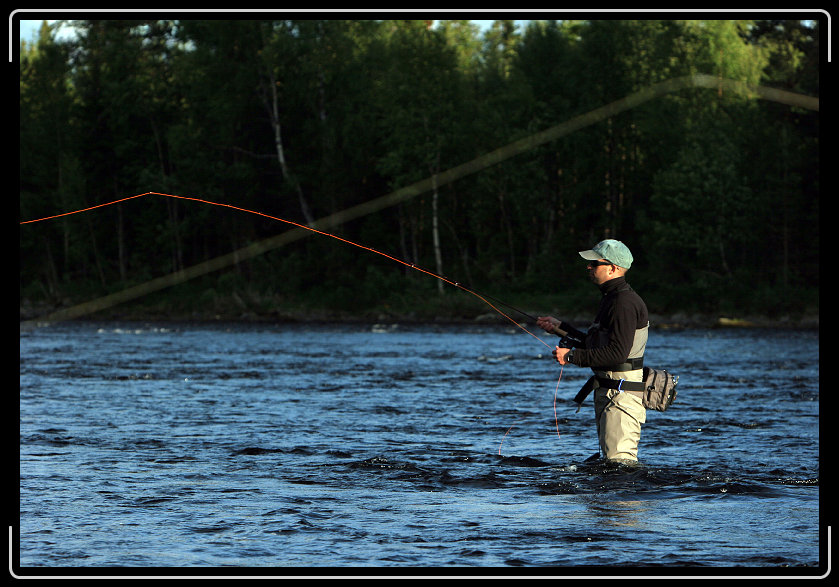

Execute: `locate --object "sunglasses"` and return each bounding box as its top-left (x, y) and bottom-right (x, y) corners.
top-left (587, 260), bottom-right (614, 267)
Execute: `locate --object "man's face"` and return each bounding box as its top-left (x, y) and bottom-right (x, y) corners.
top-left (586, 259), bottom-right (617, 285)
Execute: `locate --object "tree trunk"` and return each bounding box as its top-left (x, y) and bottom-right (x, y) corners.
top-left (87, 215), bottom-right (107, 288)
top-left (117, 202), bottom-right (126, 282)
top-left (263, 64), bottom-right (315, 225)
top-left (431, 173), bottom-right (444, 294)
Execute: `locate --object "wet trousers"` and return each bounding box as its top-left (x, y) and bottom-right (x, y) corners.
top-left (593, 369), bottom-right (647, 461)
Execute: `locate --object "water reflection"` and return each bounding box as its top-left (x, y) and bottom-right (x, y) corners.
top-left (583, 496), bottom-right (649, 527)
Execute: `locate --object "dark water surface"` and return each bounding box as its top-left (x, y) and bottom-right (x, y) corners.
top-left (18, 321), bottom-right (822, 575)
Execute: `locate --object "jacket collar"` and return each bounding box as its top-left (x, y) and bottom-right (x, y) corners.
top-left (599, 276), bottom-right (628, 295)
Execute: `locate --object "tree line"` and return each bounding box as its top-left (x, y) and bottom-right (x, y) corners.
top-left (19, 19), bottom-right (820, 320)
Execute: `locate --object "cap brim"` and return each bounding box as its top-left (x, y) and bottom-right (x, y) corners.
top-left (578, 250), bottom-right (601, 261)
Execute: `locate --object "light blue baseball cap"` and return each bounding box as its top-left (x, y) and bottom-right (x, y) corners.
top-left (579, 239), bottom-right (633, 269)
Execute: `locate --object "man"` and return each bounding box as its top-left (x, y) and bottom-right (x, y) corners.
top-left (537, 239), bottom-right (649, 463)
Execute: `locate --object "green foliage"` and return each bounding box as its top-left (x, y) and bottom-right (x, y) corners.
top-left (19, 18), bottom-right (820, 320)
top-left (648, 115), bottom-right (756, 278)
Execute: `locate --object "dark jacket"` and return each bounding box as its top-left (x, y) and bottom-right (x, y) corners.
top-left (564, 276), bottom-right (648, 369)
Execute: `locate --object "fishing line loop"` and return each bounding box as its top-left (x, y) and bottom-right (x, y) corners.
top-left (22, 190), bottom-right (566, 451)
top-left (21, 191), bottom-right (551, 348)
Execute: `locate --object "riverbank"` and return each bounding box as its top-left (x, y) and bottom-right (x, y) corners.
top-left (20, 295), bottom-right (819, 330)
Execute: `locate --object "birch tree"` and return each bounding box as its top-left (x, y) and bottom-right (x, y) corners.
top-left (375, 21), bottom-right (467, 293)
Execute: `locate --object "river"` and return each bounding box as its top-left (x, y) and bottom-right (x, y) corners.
top-left (18, 321), bottom-right (822, 576)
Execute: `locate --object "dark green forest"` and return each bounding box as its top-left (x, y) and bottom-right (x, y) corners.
top-left (19, 18), bottom-right (820, 324)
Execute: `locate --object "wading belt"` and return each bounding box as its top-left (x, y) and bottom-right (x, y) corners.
top-left (593, 376), bottom-right (646, 392)
top-left (594, 356), bottom-right (645, 392)
top-left (572, 357), bottom-right (646, 406)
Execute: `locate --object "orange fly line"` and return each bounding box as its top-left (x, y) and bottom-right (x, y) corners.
top-left (21, 190), bottom-right (566, 449)
top-left (21, 191), bottom-right (552, 347)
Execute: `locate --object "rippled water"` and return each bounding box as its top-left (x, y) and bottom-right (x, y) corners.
top-left (18, 321), bottom-right (822, 575)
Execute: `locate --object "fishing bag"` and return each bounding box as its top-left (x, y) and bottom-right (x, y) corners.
top-left (640, 366), bottom-right (679, 411)
top-left (575, 367), bottom-right (679, 411)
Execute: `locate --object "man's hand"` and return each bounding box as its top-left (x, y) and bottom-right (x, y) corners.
top-left (536, 316), bottom-right (561, 335)
top-left (553, 345), bottom-right (572, 365)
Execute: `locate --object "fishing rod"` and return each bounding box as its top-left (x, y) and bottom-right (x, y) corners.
top-left (475, 289), bottom-right (585, 348)
top-left (467, 290), bottom-right (538, 323)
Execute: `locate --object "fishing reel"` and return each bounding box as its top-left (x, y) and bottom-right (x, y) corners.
top-left (557, 334), bottom-right (577, 349)
top-left (555, 326), bottom-right (583, 350)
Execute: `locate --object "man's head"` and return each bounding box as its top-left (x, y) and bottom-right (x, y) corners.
top-left (579, 239), bottom-right (633, 269)
top-left (578, 239), bottom-right (633, 284)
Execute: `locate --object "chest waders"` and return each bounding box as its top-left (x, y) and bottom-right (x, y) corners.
top-left (574, 322), bottom-right (648, 408)
top-left (573, 323), bottom-right (678, 413)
